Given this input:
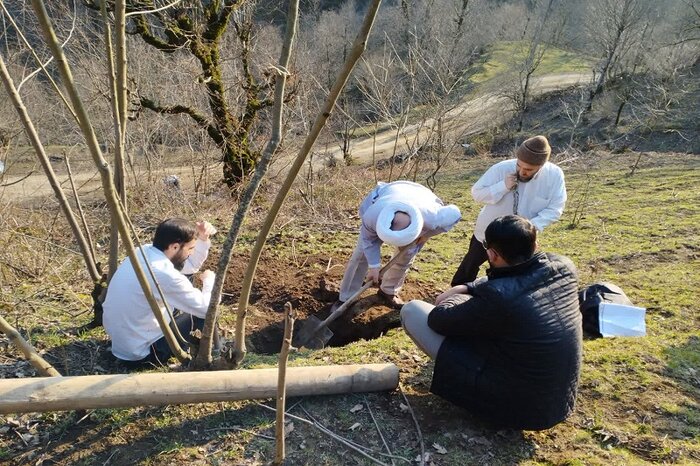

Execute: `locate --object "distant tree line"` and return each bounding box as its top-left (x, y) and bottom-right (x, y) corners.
top-left (0, 0), bottom-right (697, 183)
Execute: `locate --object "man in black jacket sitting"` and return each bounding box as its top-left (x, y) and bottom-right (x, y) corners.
top-left (401, 215), bottom-right (582, 430)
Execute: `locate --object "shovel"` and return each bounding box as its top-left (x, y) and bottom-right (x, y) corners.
top-left (295, 243), bottom-right (415, 349)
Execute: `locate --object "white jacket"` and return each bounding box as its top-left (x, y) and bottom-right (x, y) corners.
top-left (472, 160), bottom-right (566, 241)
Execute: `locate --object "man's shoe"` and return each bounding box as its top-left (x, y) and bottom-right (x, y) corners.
top-left (376, 289), bottom-right (404, 310)
top-left (330, 300), bottom-right (345, 313)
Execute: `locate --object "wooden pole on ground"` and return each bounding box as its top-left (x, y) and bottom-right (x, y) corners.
top-left (0, 364), bottom-right (399, 414)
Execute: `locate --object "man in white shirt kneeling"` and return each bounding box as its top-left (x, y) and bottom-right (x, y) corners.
top-left (103, 218), bottom-right (219, 368)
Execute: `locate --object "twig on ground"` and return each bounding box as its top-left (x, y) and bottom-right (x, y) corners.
top-left (256, 401), bottom-right (400, 465)
top-left (325, 258), bottom-right (343, 273)
top-left (10, 231), bottom-right (82, 256)
top-left (0, 260), bottom-right (36, 279)
top-left (0, 170), bottom-right (35, 187)
top-left (399, 383), bottom-right (425, 466)
top-left (297, 404), bottom-right (411, 464)
top-left (102, 449), bottom-right (119, 465)
top-left (365, 395), bottom-right (395, 466)
top-left (76, 410), bottom-right (95, 424)
top-left (277, 217), bottom-right (296, 231)
top-left (13, 429), bottom-right (29, 447)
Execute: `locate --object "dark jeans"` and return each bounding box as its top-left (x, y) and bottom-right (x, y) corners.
top-left (451, 235), bottom-right (489, 286)
top-left (119, 312), bottom-right (207, 369)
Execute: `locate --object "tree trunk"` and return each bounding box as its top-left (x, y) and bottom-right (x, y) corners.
top-left (615, 100), bottom-right (626, 125)
top-left (233, 0), bottom-right (383, 367)
top-left (192, 0), bottom-right (300, 367)
top-left (221, 139), bottom-right (258, 186)
top-left (0, 314), bottom-right (61, 377)
top-left (274, 303), bottom-right (296, 465)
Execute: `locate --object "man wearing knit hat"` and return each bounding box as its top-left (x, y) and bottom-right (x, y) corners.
top-left (451, 135), bottom-right (566, 286)
top-left (335, 180), bottom-right (462, 310)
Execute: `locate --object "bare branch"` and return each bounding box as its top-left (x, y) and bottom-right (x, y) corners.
top-left (0, 313), bottom-right (61, 377)
top-left (125, 0), bottom-right (183, 17)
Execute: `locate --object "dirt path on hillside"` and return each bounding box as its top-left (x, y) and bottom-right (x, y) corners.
top-left (1, 72), bottom-right (588, 204)
top-left (321, 72), bottom-right (588, 165)
top-left (0, 163), bottom-right (207, 205)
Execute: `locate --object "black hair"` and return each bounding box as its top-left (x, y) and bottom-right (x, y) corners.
top-left (484, 215), bottom-right (537, 265)
top-left (152, 218), bottom-right (197, 251)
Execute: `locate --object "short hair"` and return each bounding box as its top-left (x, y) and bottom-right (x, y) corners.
top-left (152, 218), bottom-right (197, 251)
top-left (484, 215), bottom-right (537, 265)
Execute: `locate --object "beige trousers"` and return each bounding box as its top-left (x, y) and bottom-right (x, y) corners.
top-left (338, 240), bottom-right (419, 302)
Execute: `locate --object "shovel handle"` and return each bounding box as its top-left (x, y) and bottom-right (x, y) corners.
top-left (318, 242), bottom-right (416, 329)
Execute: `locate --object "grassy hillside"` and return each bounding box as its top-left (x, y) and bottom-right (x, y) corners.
top-left (489, 63), bottom-right (700, 157)
top-left (469, 41), bottom-right (593, 85)
top-left (0, 150), bottom-right (698, 465)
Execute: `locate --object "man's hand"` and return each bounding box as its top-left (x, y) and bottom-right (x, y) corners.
top-left (200, 269), bottom-right (215, 285)
top-left (505, 173), bottom-right (518, 191)
top-left (435, 285), bottom-right (468, 305)
top-left (196, 221), bottom-right (217, 241)
top-left (366, 267), bottom-right (380, 285)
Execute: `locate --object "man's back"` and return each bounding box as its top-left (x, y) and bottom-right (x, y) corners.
top-left (104, 245), bottom-right (179, 361)
top-left (429, 252), bottom-right (582, 430)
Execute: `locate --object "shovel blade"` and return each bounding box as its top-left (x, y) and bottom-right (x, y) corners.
top-left (293, 316), bottom-right (334, 349)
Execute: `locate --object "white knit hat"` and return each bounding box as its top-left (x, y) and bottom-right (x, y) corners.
top-left (376, 201), bottom-right (423, 247)
top-left (436, 204), bottom-right (462, 230)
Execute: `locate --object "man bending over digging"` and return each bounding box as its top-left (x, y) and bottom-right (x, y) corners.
top-left (333, 180), bottom-right (462, 311)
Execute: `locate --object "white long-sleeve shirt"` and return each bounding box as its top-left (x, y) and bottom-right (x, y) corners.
top-left (358, 181), bottom-right (461, 268)
top-left (103, 239), bottom-right (214, 361)
top-left (472, 160), bottom-right (566, 241)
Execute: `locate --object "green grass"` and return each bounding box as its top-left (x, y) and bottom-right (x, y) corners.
top-left (1, 154), bottom-right (699, 465)
top-left (469, 41), bottom-right (594, 84)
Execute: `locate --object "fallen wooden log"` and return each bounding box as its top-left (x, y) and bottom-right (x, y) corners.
top-left (0, 363), bottom-right (399, 414)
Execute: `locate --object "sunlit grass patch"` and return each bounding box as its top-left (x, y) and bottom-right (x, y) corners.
top-left (469, 41), bottom-right (593, 84)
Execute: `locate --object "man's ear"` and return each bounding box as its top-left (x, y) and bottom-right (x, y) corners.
top-left (486, 248), bottom-right (497, 262)
top-left (163, 242), bottom-right (180, 258)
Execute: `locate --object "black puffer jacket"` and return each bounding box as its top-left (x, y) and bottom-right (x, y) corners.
top-left (428, 252), bottom-right (582, 430)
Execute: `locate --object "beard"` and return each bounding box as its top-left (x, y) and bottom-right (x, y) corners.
top-left (171, 250), bottom-right (188, 271)
top-left (517, 172), bottom-right (534, 182)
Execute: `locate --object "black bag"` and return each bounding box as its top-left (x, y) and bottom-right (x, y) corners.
top-left (578, 282), bottom-right (634, 338)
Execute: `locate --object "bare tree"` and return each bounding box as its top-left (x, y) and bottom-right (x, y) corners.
top-left (85, 0), bottom-right (281, 187)
top-left (516, 0), bottom-right (558, 131)
top-left (30, 0), bottom-right (189, 361)
top-left (676, 0), bottom-right (700, 45)
top-left (193, 0), bottom-right (300, 369)
top-left (233, 0), bottom-right (383, 367)
top-left (585, 0), bottom-right (651, 111)
top-left (352, 0), bottom-right (483, 181)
